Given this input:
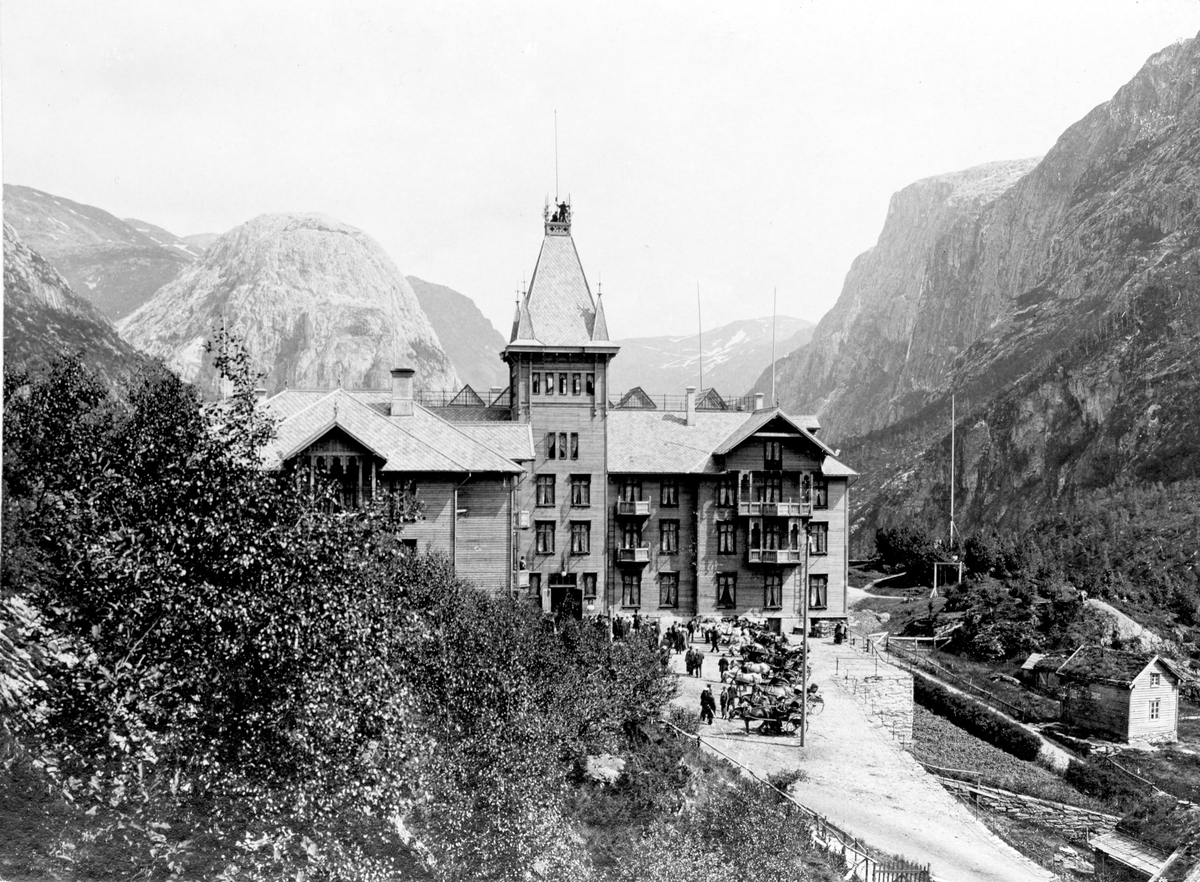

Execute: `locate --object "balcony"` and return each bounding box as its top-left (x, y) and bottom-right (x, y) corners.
top-left (615, 546), bottom-right (651, 565)
top-left (748, 548), bottom-right (804, 565)
top-left (737, 500), bottom-right (812, 518)
top-left (616, 500), bottom-right (651, 518)
top-left (517, 571), bottom-right (530, 589)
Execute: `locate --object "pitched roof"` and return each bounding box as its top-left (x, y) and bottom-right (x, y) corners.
top-left (455, 423), bottom-right (535, 462)
top-left (616, 386), bottom-right (657, 410)
top-left (592, 292), bottom-right (610, 341)
top-left (713, 408), bottom-right (839, 459)
top-left (607, 410), bottom-right (749, 474)
top-left (262, 389), bottom-right (523, 474)
top-left (517, 233), bottom-right (597, 345)
top-left (1056, 647), bottom-right (1182, 687)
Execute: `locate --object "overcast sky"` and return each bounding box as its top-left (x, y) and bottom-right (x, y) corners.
top-left (4, 1), bottom-right (1199, 340)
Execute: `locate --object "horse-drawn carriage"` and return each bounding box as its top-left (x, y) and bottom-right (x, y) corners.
top-left (719, 621), bottom-right (823, 737)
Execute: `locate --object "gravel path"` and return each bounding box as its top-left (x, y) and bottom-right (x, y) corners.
top-left (670, 636), bottom-right (1055, 882)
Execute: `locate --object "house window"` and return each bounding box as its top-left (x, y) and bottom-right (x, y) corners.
top-left (546, 432), bottom-right (557, 459)
top-left (765, 573), bottom-right (783, 609)
top-left (529, 572), bottom-right (541, 596)
top-left (532, 372), bottom-right (541, 395)
top-left (583, 572), bottom-right (597, 599)
top-left (765, 440), bottom-right (783, 469)
top-left (764, 522), bottom-right (785, 551)
top-left (764, 475), bottom-right (783, 503)
top-left (1149, 698), bottom-right (1161, 720)
top-left (585, 373), bottom-right (595, 395)
top-left (813, 476), bottom-right (829, 509)
top-left (570, 521), bottom-right (591, 555)
top-left (809, 522), bottom-right (828, 555)
top-left (559, 433), bottom-right (568, 460)
top-left (660, 480), bottom-right (679, 507)
top-left (570, 432), bottom-right (579, 460)
top-left (660, 520), bottom-right (679, 554)
top-left (621, 522), bottom-right (642, 550)
top-left (535, 475), bottom-right (555, 507)
top-left (1150, 673), bottom-right (1161, 688)
top-left (659, 573), bottom-right (679, 608)
top-left (545, 372), bottom-right (555, 395)
top-left (572, 373), bottom-right (581, 395)
top-left (718, 521), bottom-right (736, 554)
top-left (622, 572), bottom-right (641, 607)
top-left (559, 373), bottom-right (568, 395)
top-left (535, 521), bottom-right (555, 555)
top-left (717, 573), bottom-right (737, 609)
top-left (809, 575), bottom-right (828, 610)
top-left (570, 475), bottom-right (591, 506)
top-left (620, 480), bottom-right (642, 501)
top-left (716, 477), bottom-right (736, 507)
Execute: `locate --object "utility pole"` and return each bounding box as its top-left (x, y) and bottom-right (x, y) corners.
top-left (800, 520), bottom-right (810, 747)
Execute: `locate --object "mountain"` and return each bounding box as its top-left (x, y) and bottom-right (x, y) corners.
top-left (760, 33), bottom-right (1200, 549)
top-left (611, 316), bottom-right (814, 397)
top-left (407, 276), bottom-right (508, 391)
top-left (124, 218), bottom-right (207, 259)
top-left (3, 222), bottom-right (143, 385)
top-left (182, 233), bottom-right (221, 253)
top-left (3, 185), bottom-right (194, 321)
top-left (119, 213), bottom-right (460, 397)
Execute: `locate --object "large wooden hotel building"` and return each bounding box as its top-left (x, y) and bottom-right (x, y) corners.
top-left (262, 203), bottom-right (856, 633)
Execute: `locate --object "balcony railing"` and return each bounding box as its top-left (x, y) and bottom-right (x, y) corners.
top-left (737, 500), bottom-right (812, 518)
top-left (748, 548), bottom-right (804, 565)
top-left (616, 546), bottom-right (651, 564)
top-left (616, 500), bottom-right (651, 518)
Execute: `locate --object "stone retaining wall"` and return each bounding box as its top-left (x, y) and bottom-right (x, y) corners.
top-left (935, 776), bottom-right (1120, 842)
top-left (835, 656), bottom-right (914, 744)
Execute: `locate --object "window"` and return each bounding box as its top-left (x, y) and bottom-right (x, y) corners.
top-left (764, 475), bottom-right (783, 502)
top-left (559, 373), bottom-right (568, 395)
top-left (718, 521), bottom-right (736, 554)
top-left (621, 522), bottom-right (642, 550)
top-left (1150, 673), bottom-right (1161, 687)
top-left (765, 440), bottom-right (783, 469)
top-left (532, 372), bottom-right (541, 395)
top-left (585, 373), bottom-right (595, 395)
top-left (535, 474), bottom-right (556, 507)
top-left (583, 573), bottom-right (597, 599)
top-left (764, 522), bottom-right (785, 551)
top-left (570, 432), bottom-right (579, 460)
top-left (529, 572), bottom-right (541, 596)
top-left (660, 480), bottom-right (679, 507)
top-left (809, 575), bottom-right (828, 610)
top-left (572, 373), bottom-right (581, 395)
top-left (620, 480), bottom-right (643, 502)
top-left (717, 573), bottom-right (737, 609)
top-left (809, 522), bottom-right (828, 555)
top-left (570, 475), bottom-right (591, 506)
top-left (545, 372), bottom-right (555, 395)
top-left (546, 432), bottom-right (557, 459)
top-left (622, 572), bottom-right (641, 607)
top-left (659, 573), bottom-right (679, 608)
top-left (716, 477), bottom-right (737, 507)
top-left (570, 521), bottom-right (591, 555)
top-left (535, 521), bottom-right (555, 554)
top-left (765, 573), bottom-right (783, 609)
top-left (660, 520), bottom-right (679, 554)
top-left (813, 476), bottom-right (829, 509)
top-left (559, 433), bottom-right (568, 460)
top-left (1149, 698), bottom-right (1161, 720)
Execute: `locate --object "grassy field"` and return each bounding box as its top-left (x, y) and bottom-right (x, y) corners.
top-left (909, 707), bottom-right (1105, 810)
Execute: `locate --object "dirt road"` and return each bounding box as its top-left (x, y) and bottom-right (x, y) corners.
top-left (671, 637), bottom-right (1054, 882)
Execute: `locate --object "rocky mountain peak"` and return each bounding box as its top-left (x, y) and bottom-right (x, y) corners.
top-left (119, 212), bottom-right (459, 397)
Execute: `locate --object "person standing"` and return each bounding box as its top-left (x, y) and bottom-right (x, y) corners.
top-left (692, 647), bottom-right (704, 678)
top-left (709, 627), bottom-right (720, 653)
top-left (686, 619), bottom-right (695, 644)
top-left (700, 686), bottom-right (716, 724)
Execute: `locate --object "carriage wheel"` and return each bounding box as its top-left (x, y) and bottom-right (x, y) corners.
top-left (807, 696), bottom-right (825, 716)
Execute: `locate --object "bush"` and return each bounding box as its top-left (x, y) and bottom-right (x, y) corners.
top-left (1064, 758), bottom-right (1146, 809)
top-left (914, 674), bottom-right (1042, 761)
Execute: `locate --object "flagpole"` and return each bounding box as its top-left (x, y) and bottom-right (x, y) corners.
top-left (771, 287), bottom-right (777, 407)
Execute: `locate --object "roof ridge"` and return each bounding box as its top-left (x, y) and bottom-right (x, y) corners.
top-left (411, 404), bottom-right (522, 471)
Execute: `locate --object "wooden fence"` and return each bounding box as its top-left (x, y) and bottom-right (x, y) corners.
top-left (660, 718), bottom-right (931, 882)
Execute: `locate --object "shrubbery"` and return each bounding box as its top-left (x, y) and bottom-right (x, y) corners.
top-left (913, 674), bottom-right (1042, 761)
top-left (1063, 758), bottom-right (1146, 810)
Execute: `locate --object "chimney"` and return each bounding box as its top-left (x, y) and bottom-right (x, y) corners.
top-left (754, 392), bottom-right (764, 411)
top-left (390, 368), bottom-right (415, 417)
top-left (489, 386), bottom-right (502, 406)
top-left (254, 387), bottom-right (268, 402)
top-left (685, 386), bottom-right (696, 426)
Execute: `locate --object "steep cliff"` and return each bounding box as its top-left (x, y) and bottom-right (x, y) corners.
top-left (119, 214), bottom-right (459, 397)
top-left (4, 185), bottom-right (194, 321)
top-left (407, 276), bottom-right (508, 391)
top-left (3, 222), bottom-right (143, 385)
top-left (755, 34), bottom-right (1200, 549)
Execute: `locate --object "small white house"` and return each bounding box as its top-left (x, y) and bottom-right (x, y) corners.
top-left (1056, 647), bottom-right (1183, 744)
